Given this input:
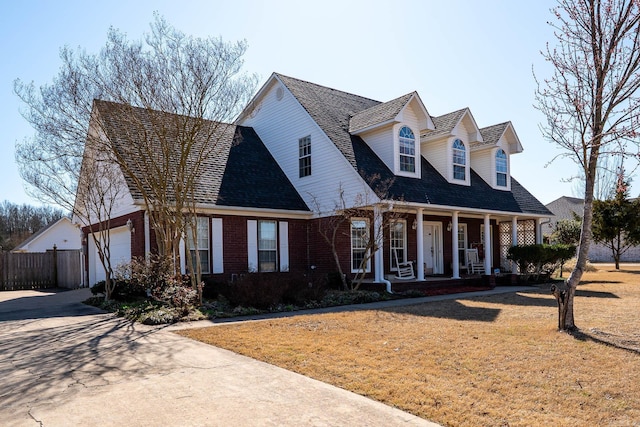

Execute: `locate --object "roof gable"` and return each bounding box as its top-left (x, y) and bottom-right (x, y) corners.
top-left (349, 92), bottom-right (433, 134)
top-left (475, 122), bottom-right (523, 153)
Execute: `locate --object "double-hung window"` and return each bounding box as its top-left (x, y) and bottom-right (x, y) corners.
top-left (299, 136), bottom-right (311, 178)
top-left (452, 139), bottom-right (466, 181)
top-left (496, 149), bottom-right (507, 187)
top-left (258, 220), bottom-right (278, 272)
top-left (457, 223), bottom-right (467, 267)
top-left (351, 219), bottom-right (370, 272)
top-left (399, 126), bottom-right (416, 173)
top-left (389, 220), bottom-right (407, 270)
top-left (187, 217), bottom-right (210, 274)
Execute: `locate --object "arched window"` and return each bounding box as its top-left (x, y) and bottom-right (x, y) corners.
top-left (452, 139), bottom-right (466, 180)
top-left (399, 126), bottom-right (416, 173)
top-left (496, 149), bottom-right (507, 187)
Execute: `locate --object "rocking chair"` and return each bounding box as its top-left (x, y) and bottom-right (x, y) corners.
top-left (394, 249), bottom-right (415, 280)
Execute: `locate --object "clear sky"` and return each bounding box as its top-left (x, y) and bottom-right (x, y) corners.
top-left (1, 0), bottom-right (632, 208)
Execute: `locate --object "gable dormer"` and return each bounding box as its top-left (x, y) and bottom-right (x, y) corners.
top-left (349, 92), bottom-right (433, 178)
top-left (471, 122), bottom-right (523, 191)
top-left (421, 108), bottom-right (482, 186)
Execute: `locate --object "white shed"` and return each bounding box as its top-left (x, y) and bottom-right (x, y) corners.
top-left (11, 217), bottom-right (81, 253)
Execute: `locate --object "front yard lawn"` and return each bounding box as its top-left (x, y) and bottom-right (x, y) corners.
top-left (178, 266), bottom-right (640, 427)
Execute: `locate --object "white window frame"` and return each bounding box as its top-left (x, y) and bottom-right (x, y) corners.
top-left (351, 218), bottom-right (371, 273)
top-left (389, 219), bottom-right (407, 271)
top-left (187, 217), bottom-right (210, 274)
top-left (495, 148), bottom-right (508, 188)
top-left (258, 220), bottom-right (278, 272)
top-left (299, 135), bottom-right (311, 178)
top-left (398, 126), bottom-right (416, 173)
top-left (452, 138), bottom-right (467, 182)
top-left (457, 223), bottom-right (467, 267)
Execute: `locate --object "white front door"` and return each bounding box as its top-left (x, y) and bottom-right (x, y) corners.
top-left (423, 222), bottom-right (443, 275)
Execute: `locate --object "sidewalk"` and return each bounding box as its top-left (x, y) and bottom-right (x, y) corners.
top-left (165, 285), bottom-right (534, 331)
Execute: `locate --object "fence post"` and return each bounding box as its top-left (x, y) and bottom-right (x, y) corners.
top-left (53, 244), bottom-right (58, 288)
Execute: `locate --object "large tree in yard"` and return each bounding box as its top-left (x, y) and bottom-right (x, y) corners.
top-left (15, 15), bottom-right (256, 301)
top-left (536, 0), bottom-right (640, 330)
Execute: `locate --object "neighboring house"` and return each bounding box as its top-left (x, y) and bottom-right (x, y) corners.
top-left (11, 217), bottom-right (81, 253)
top-left (77, 73), bottom-right (552, 287)
top-left (545, 196), bottom-right (640, 262)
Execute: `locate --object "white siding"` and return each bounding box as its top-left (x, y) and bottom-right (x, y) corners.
top-left (14, 218), bottom-right (81, 253)
top-left (360, 126), bottom-right (394, 171)
top-left (240, 80), bottom-right (377, 214)
top-left (421, 138), bottom-right (449, 179)
top-left (471, 149), bottom-right (493, 186)
top-left (471, 142), bottom-right (511, 190)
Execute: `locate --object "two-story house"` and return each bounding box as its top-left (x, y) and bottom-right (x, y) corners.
top-left (78, 73), bottom-right (551, 288)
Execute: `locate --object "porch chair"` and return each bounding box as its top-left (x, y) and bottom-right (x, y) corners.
top-left (465, 248), bottom-right (485, 275)
top-left (393, 249), bottom-right (415, 280)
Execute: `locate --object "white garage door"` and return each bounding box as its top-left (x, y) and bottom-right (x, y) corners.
top-left (92, 226), bottom-right (131, 284)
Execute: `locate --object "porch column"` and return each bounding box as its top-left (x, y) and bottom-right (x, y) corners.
top-left (511, 216), bottom-right (519, 273)
top-left (374, 205), bottom-right (384, 283)
top-left (452, 211), bottom-right (460, 279)
top-left (484, 214), bottom-right (492, 275)
top-left (536, 218), bottom-right (543, 244)
top-left (416, 208), bottom-right (424, 281)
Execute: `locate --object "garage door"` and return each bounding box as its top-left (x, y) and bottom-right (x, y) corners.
top-left (93, 226), bottom-right (131, 284)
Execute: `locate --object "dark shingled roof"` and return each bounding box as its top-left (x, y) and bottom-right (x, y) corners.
top-left (352, 135), bottom-right (551, 215)
top-left (277, 74), bottom-right (379, 168)
top-left (275, 75), bottom-right (550, 216)
top-left (474, 122), bottom-right (509, 148)
top-left (422, 109), bottom-right (467, 138)
top-left (94, 100), bottom-right (308, 211)
top-left (349, 92), bottom-right (416, 133)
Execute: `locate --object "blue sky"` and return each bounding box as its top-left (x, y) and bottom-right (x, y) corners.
top-left (1, 0), bottom-right (627, 207)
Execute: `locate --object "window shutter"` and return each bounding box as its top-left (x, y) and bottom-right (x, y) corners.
top-left (279, 221), bottom-right (289, 272)
top-left (247, 220), bottom-right (258, 272)
top-left (212, 218), bottom-right (224, 274)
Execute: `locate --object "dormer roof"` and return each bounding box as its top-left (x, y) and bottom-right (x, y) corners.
top-left (475, 121), bottom-right (523, 153)
top-left (421, 108), bottom-right (482, 143)
top-left (349, 92), bottom-right (433, 134)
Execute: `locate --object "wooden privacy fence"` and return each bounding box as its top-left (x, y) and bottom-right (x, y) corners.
top-left (0, 248), bottom-right (82, 291)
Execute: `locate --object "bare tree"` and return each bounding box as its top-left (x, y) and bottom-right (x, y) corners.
top-left (536, 0), bottom-right (640, 330)
top-left (15, 15), bottom-right (257, 302)
top-left (313, 177), bottom-right (403, 291)
top-left (571, 154), bottom-right (626, 200)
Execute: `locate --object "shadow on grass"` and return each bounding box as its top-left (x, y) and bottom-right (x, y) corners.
top-left (579, 280), bottom-right (622, 285)
top-left (576, 289), bottom-right (620, 298)
top-left (571, 329), bottom-right (640, 355)
top-left (384, 300), bottom-right (501, 322)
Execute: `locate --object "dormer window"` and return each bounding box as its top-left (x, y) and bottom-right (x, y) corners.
top-left (452, 139), bottom-right (466, 180)
top-left (399, 126), bottom-right (416, 173)
top-left (496, 149), bottom-right (507, 187)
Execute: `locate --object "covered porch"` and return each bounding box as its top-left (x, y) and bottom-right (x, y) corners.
top-left (371, 204), bottom-right (549, 285)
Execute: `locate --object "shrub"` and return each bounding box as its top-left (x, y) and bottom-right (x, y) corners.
top-left (507, 243), bottom-right (576, 281)
top-left (224, 273), bottom-right (291, 310)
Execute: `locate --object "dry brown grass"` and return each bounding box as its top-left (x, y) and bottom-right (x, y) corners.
top-left (178, 266), bottom-right (640, 426)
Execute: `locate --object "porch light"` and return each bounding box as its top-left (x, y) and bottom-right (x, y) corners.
top-left (447, 221), bottom-right (452, 232)
top-left (412, 219), bottom-right (417, 230)
top-left (127, 218), bottom-right (135, 234)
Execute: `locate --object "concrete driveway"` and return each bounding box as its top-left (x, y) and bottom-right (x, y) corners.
top-left (0, 288), bottom-right (437, 427)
